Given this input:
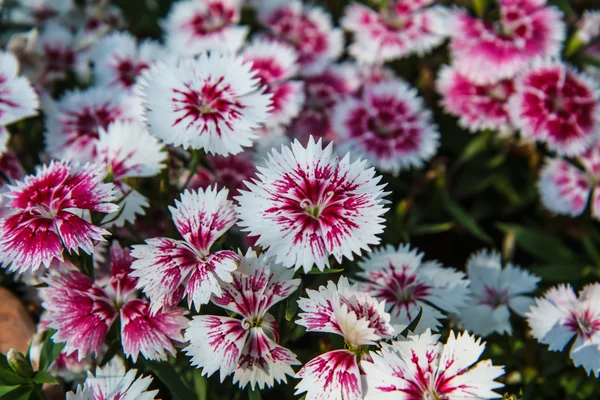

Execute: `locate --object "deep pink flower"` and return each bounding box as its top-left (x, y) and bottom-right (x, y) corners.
top-left (0, 162), bottom-right (117, 273)
top-left (184, 250), bottom-right (300, 389)
top-left (332, 79), bottom-right (439, 173)
top-left (509, 60), bottom-right (600, 156)
top-left (342, 1), bottom-right (449, 63)
top-left (131, 187), bottom-right (240, 313)
top-left (437, 64), bottom-right (515, 134)
top-left (450, 0), bottom-right (565, 84)
top-left (260, 0), bottom-right (343, 73)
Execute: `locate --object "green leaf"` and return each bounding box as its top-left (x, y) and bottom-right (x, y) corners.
top-left (0, 385), bottom-right (32, 400)
top-left (530, 263), bottom-right (586, 282)
top-left (399, 306), bottom-right (422, 337)
top-left (248, 387), bottom-right (262, 400)
top-left (148, 362), bottom-right (195, 400)
top-left (285, 282), bottom-right (303, 321)
top-left (445, 200), bottom-right (493, 244)
top-left (307, 267), bottom-right (344, 275)
top-left (0, 368), bottom-right (28, 386)
top-left (38, 330), bottom-right (66, 372)
top-left (473, 0), bottom-right (489, 18)
top-left (410, 221), bottom-right (455, 235)
top-left (32, 371), bottom-right (57, 385)
top-left (0, 385), bottom-right (20, 397)
top-left (496, 224), bottom-right (573, 262)
top-left (454, 130), bottom-right (492, 167)
top-left (192, 370), bottom-right (207, 400)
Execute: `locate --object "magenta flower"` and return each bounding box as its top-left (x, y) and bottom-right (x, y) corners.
top-left (342, 1), bottom-right (449, 64)
top-left (509, 59), bottom-right (600, 156)
top-left (527, 283), bottom-right (600, 376)
top-left (295, 277), bottom-right (395, 400)
top-left (362, 329), bottom-right (505, 399)
top-left (0, 162), bottom-right (117, 274)
top-left (332, 78), bottom-right (439, 173)
top-left (131, 187), bottom-right (240, 314)
top-left (260, 0), bottom-right (343, 73)
top-left (184, 250), bottom-right (300, 389)
top-left (42, 242), bottom-right (188, 362)
top-left (0, 50), bottom-right (39, 126)
top-left (450, 0), bottom-right (565, 84)
top-left (437, 64), bottom-right (515, 134)
top-left (236, 137), bottom-right (388, 272)
top-left (164, 0), bottom-right (248, 55)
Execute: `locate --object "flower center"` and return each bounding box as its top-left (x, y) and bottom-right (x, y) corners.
top-left (488, 84), bottom-right (508, 101)
top-left (567, 310), bottom-right (600, 339)
top-left (300, 191), bottom-right (335, 219)
top-left (482, 286), bottom-right (510, 309)
top-left (552, 95), bottom-right (565, 112)
top-left (242, 316), bottom-right (263, 330)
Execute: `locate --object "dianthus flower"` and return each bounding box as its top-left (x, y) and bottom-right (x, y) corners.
top-left (95, 121), bottom-right (166, 227)
top-left (459, 249), bottom-right (540, 336)
top-left (0, 162), bottom-right (117, 274)
top-left (42, 242), bottom-right (188, 361)
top-left (295, 277), bottom-right (395, 400)
top-left (575, 10), bottom-right (600, 45)
top-left (34, 21), bottom-right (81, 85)
top-left (332, 79), bottom-right (439, 173)
top-left (362, 329), bottom-right (505, 399)
top-left (184, 250), bottom-right (300, 389)
top-left (131, 187), bottom-right (240, 313)
top-left (186, 153), bottom-right (256, 198)
top-left (526, 283), bottom-right (600, 376)
top-left (259, 0), bottom-right (343, 73)
top-left (44, 87), bottom-right (144, 162)
top-left (450, 0), bottom-right (565, 84)
top-left (509, 59), bottom-right (600, 156)
top-left (437, 64), bottom-right (515, 134)
top-left (164, 0), bottom-right (248, 55)
top-left (8, 0), bottom-right (74, 25)
top-left (90, 31), bottom-right (162, 91)
top-left (342, 0), bottom-right (449, 64)
top-left (136, 53), bottom-right (271, 155)
top-left (357, 244), bottom-right (469, 333)
top-left (0, 51), bottom-right (39, 128)
top-left (66, 357), bottom-right (159, 400)
top-left (236, 137), bottom-right (388, 272)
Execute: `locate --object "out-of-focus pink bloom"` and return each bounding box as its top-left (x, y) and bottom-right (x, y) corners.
top-left (0, 51), bottom-right (39, 127)
top-left (187, 153), bottom-right (256, 198)
top-left (576, 10), bottom-right (600, 45)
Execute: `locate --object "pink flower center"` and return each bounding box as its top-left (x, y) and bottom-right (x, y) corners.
top-left (566, 309), bottom-right (600, 339)
top-left (481, 286), bottom-right (510, 309)
top-left (65, 104), bottom-right (119, 144)
top-left (189, 4), bottom-right (235, 35)
top-left (116, 59), bottom-right (149, 88)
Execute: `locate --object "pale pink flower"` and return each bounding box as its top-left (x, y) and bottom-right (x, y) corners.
top-left (509, 59), bottom-right (600, 156)
top-left (437, 64), bottom-right (515, 134)
top-left (450, 0), bottom-right (565, 84)
top-left (295, 277), bottom-right (395, 400)
top-left (66, 357), bottom-right (159, 400)
top-left (236, 137), bottom-right (388, 272)
top-left (357, 244), bottom-right (469, 333)
top-left (332, 79), bottom-right (439, 173)
top-left (187, 153), bottom-right (256, 198)
top-left (34, 21), bottom-right (81, 85)
top-left (362, 329), bottom-right (505, 399)
top-left (526, 283), bottom-right (600, 376)
top-left (184, 250), bottom-right (300, 389)
top-left (576, 10), bottom-right (600, 45)
top-left (459, 249), bottom-right (540, 337)
top-left (0, 51), bottom-right (39, 126)
top-left (164, 0), bottom-right (248, 55)
top-left (91, 31), bottom-right (163, 91)
top-left (44, 87), bottom-right (144, 162)
top-left (136, 53), bottom-right (272, 155)
top-left (260, 0), bottom-right (343, 73)
top-left (0, 162), bottom-right (117, 274)
top-left (131, 187), bottom-right (240, 314)
top-left (342, 1), bottom-right (449, 64)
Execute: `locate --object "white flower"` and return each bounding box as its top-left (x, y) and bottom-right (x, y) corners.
top-left (136, 53), bottom-right (272, 155)
top-left (0, 51), bottom-right (39, 126)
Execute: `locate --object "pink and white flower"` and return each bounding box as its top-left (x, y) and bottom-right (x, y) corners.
top-left (242, 38), bottom-right (304, 127)
top-left (187, 153), bottom-right (256, 198)
top-left (437, 64), bottom-right (515, 134)
top-left (67, 357), bottom-right (159, 400)
top-left (526, 283), bottom-right (600, 376)
top-left (90, 31), bottom-right (163, 91)
top-left (34, 21), bottom-right (81, 85)
top-left (164, 0), bottom-right (248, 55)
top-left (0, 162), bottom-right (117, 274)
top-left (8, 0), bottom-right (74, 25)
top-left (43, 241), bottom-right (188, 361)
top-left (357, 244), bottom-right (470, 333)
top-left (575, 10), bottom-right (600, 45)
top-left (184, 250), bottom-right (300, 389)
top-left (260, 0), bottom-right (343, 73)
top-left (136, 53), bottom-right (272, 155)
top-left (332, 79), bottom-right (439, 173)
top-left (295, 276), bottom-right (395, 400)
top-left (362, 329), bottom-right (505, 399)
top-left (0, 51), bottom-right (39, 126)
top-left (459, 249), bottom-right (540, 336)
top-left (131, 187), bottom-right (240, 313)
top-left (509, 59), bottom-right (600, 156)
top-left (450, 0), bottom-right (565, 84)
top-left (236, 137), bottom-right (388, 272)
top-left (44, 87), bottom-right (144, 162)
top-left (95, 121), bottom-right (167, 227)
top-left (342, 1), bottom-right (449, 64)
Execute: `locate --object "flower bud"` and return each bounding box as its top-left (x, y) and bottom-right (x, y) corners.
top-left (6, 348), bottom-right (34, 379)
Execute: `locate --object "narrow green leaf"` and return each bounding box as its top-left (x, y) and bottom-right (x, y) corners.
top-left (496, 224), bottom-right (573, 262)
top-left (455, 130), bottom-right (492, 166)
top-left (445, 200), bottom-right (493, 244)
top-left (473, 0), bottom-right (489, 17)
top-left (285, 282), bottom-right (303, 321)
top-left (248, 387), bottom-right (262, 400)
top-left (0, 368), bottom-right (28, 386)
top-left (530, 264), bottom-right (586, 282)
top-left (0, 385), bottom-right (20, 397)
top-left (32, 371), bottom-right (57, 385)
top-left (0, 385), bottom-right (32, 400)
top-left (193, 370), bottom-right (207, 400)
top-left (39, 330), bottom-right (66, 372)
top-left (307, 267), bottom-right (344, 275)
top-left (411, 222), bottom-right (455, 235)
top-left (148, 362), bottom-right (195, 400)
